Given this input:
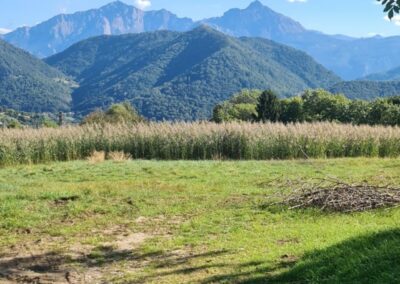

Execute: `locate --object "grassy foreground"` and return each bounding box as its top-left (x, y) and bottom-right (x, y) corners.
top-left (1, 159), bottom-right (400, 283)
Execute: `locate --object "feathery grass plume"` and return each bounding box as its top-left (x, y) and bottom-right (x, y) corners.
top-left (0, 122), bottom-right (400, 166)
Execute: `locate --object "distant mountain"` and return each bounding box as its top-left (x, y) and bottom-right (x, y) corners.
top-left (200, 1), bottom-right (400, 80)
top-left (3, 1), bottom-right (193, 58)
top-left (329, 81), bottom-right (400, 100)
top-left (0, 39), bottom-right (73, 113)
top-left (363, 66), bottom-right (400, 81)
top-left (201, 1), bottom-right (306, 38)
top-left (0, 28), bottom-right (11, 35)
top-left (4, 1), bottom-right (400, 80)
top-left (46, 27), bottom-right (340, 120)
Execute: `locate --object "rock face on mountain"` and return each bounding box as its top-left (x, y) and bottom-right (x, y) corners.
top-left (46, 27), bottom-right (340, 120)
top-left (0, 39), bottom-right (73, 112)
top-left (3, 1), bottom-right (193, 58)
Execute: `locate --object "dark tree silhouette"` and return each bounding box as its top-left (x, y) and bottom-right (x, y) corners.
top-left (378, 0), bottom-right (400, 19)
top-left (255, 90), bottom-right (280, 123)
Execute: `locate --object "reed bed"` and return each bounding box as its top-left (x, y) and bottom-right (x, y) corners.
top-left (1, 122), bottom-right (400, 166)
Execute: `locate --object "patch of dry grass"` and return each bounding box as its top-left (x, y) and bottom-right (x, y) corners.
top-left (107, 151), bottom-right (132, 162)
top-left (87, 151), bottom-right (106, 164)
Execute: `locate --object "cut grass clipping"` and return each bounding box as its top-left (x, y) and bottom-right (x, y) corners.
top-left (279, 180), bottom-right (400, 213)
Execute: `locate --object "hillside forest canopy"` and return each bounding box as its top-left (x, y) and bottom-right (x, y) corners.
top-left (212, 89), bottom-right (400, 126)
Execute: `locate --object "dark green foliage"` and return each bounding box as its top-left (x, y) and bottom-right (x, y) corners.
top-left (378, 0), bottom-right (400, 19)
top-left (211, 90), bottom-right (261, 122)
top-left (280, 97), bottom-right (304, 123)
top-left (214, 88), bottom-right (400, 126)
top-left (81, 102), bottom-right (144, 125)
top-left (46, 27), bottom-right (340, 121)
top-left (255, 90), bottom-right (280, 122)
top-left (387, 96), bottom-right (400, 105)
top-left (302, 89), bottom-right (350, 123)
top-left (0, 106), bottom-right (60, 128)
top-left (0, 39), bottom-right (74, 113)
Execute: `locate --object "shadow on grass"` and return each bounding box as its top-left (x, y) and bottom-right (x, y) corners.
top-left (0, 245), bottom-right (230, 283)
top-left (1, 229), bottom-right (400, 283)
top-left (203, 229), bottom-right (400, 284)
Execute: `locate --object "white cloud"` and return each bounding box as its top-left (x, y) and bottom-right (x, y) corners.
top-left (134, 0), bottom-right (151, 10)
top-left (0, 28), bottom-right (11, 35)
top-left (384, 15), bottom-right (400, 26)
top-left (288, 0), bottom-right (307, 2)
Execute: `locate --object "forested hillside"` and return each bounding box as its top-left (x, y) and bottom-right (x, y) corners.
top-left (0, 39), bottom-right (73, 112)
top-left (364, 66), bottom-right (400, 81)
top-left (46, 27), bottom-right (340, 120)
top-left (5, 1), bottom-right (400, 80)
top-left (329, 81), bottom-right (400, 100)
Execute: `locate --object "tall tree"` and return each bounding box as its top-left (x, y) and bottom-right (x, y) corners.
top-left (378, 0), bottom-right (400, 19)
top-left (255, 90), bottom-right (280, 123)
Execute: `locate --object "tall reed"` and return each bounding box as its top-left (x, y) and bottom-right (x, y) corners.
top-left (0, 122), bottom-right (400, 166)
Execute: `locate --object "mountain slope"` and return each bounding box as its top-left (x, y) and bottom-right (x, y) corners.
top-left (200, 1), bottom-right (400, 80)
top-left (3, 1), bottom-right (400, 80)
top-left (4, 1), bottom-right (193, 58)
top-left (5, 1), bottom-right (400, 80)
top-left (0, 39), bottom-right (73, 112)
top-left (363, 66), bottom-right (400, 81)
top-left (329, 81), bottom-right (400, 100)
top-left (46, 27), bottom-right (340, 120)
top-left (202, 1), bottom-right (306, 38)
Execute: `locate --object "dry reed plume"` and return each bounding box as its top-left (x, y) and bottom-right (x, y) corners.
top-left (0, 122), bottom-right (400, 166)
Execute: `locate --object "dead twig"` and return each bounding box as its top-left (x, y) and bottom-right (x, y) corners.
top-left (280, 179), bottom-right (400, 213)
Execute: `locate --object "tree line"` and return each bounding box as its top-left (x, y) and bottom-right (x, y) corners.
top-left (212, 89), bottom-right (400, 126)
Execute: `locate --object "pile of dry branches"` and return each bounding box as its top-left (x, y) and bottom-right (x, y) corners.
top-left (283, 180), bottom-right (400, 213)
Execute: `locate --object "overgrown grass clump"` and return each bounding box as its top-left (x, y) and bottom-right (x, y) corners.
top-left (1, 122), bottom-right (400, 165)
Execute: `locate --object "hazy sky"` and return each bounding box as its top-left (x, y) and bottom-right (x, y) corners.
top-left (0, 0), bottom-right (398, 37)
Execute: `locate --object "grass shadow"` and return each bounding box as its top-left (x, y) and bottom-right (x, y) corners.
top-left (2, 229), bottom-right (400, 283)
top-left (0, 245), bottom-right (230, 283)
top-left (205, 229), bottom-right (400, 284)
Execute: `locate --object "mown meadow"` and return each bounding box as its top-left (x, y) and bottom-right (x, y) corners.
top-left (0, 159), bottom-right (400, 283)
top-left (1, 121), bottom-right (400, 282)
top-left (1, 122), bottom-right (400, 166)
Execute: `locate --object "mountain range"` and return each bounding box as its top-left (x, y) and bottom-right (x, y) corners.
top-left (45, 26), bottom-right (340, 120)
top-left (0, 39), bottom-right (73, 113)
top-left (329, 81), bottom-right (400, 100)
top-left (363, 66), bottom-right (400, 81)
top-left (3, 1), bottom-right (400, 80)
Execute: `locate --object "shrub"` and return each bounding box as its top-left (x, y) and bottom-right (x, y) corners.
top-left (82, 102), bottom-right (144, 125)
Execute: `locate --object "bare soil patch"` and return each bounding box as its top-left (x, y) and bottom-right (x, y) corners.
top-left (0, 227), bottom-right (151, 283)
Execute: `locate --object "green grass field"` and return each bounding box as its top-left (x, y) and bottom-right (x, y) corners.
top-left (1, 159), bottom-right (400, 283)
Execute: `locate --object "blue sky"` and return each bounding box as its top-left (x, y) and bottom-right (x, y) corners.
top-left (0, 0), bottom-right (399, 37)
